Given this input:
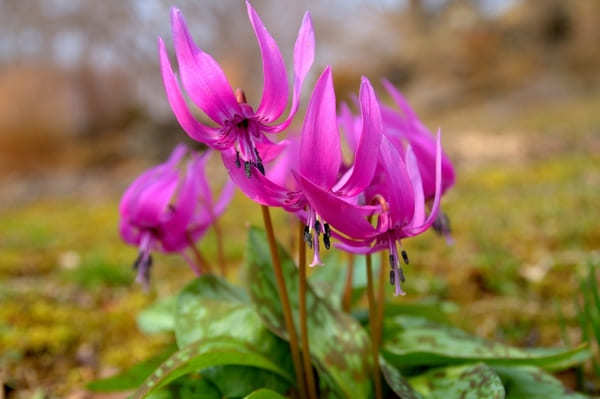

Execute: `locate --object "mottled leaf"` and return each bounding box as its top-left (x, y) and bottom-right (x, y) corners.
top-left (137, 295), bottom-right (177, 334)
top-left (383, 316), bottom-right (590, 370)
top-left (131, 337), bottom-right (293, 399)
top-left (493, 366), bottom-right (590, 399)
top-left (408, 363), bottom-right (505, 399)
top-left (86, 346), bottom-right (175, 392)
top-left (380, 357), bottom-right (422, 399)
top-left (244, 388), bottom-right (287, 399)
top-left (175, 276), bottom-right (294, 395)
top-left (245, 227), bottom-right (373, 399)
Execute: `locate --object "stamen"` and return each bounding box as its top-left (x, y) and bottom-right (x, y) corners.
top-left (323, 234), bottom-right (331, 250)
top-left (256, 161), bottom-right (265, 175)
top-left (244, 161), bottom-right (252, 178)
top-left (133, 253), bottom-right (153, 288)
top-left (314, 220), bottom-right (321, 234)
top-left (253, 147), bottom-right (265, 175)
top-left (398, 266), bottom-right (406, 282)
top-left (304, 225), bottom-right (313, 249)
top-left (389, 269), bottom-right (395, 285)
top-left (235, 151), bottom-right (241, 168)
top-left (324, 223), bottom-right (331, 236)
top-left (389, 254), bottom-right (396, 269)
top-left (401, 250), bottom-right (409, 265)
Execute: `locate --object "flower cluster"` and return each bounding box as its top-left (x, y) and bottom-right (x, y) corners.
top-left (120, 1), bottom-right (455, 296)
top-left (119, 145), bottom-right (234, 286)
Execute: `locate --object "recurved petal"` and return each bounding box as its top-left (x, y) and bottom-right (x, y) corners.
top-left (221, 150), bottom-right (293, 210)
top-left (335, 240), bottom-right (387, 255)
top-left (378, 136), bottom-right (415, 225)
top-left (171, 8), bottom-right (241, 125)
top-left (404, 130), bottom-right (443, 236)
top-left (294, 172), bottom-right (379, 240)
top-left (247, 0), bottom-right (288, 123)
top-left (131, 171), bottom-right (180, 227)
top-left (159, 38), bottom-right (223, 147)
top-left (299, 66), bottom-right (341, 189)
top-left (382, 78), bottom-right (417, 121)
top-left (267, 137), bottom-right (299, 189)
top-left (334, 77), bottom-right (383, 197)
top-left (163, 157), bottom-right (201, 236)
top-left (262, 11), bottom-right (315, 133)
top-left (405, 145), bottom-right (425, 228)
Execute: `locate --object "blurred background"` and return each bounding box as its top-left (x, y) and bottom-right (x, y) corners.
top-left (0, 0), bottom-right (599, 397)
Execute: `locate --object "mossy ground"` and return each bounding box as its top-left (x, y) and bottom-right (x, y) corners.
top-left (1, 92), bottom-right (598, 398)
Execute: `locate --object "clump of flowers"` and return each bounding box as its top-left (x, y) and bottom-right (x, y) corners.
top-left (116, 3), bottom-right (466, 399)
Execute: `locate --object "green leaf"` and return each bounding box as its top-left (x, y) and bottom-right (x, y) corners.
top-left (408, 363), bottom-right (505, 399)
top-left (244, 388), bottom-right (287, 399)
top-left (245, 227), bottom-right (373, 399)
top-left (131, 337), bottom-right (293, 399)
top-left (174, 276), bottom-right (294, 395)
top-left (493, 366), bottom-right (590, 399)
top-left (137, 295), bottom-right (177, 334)
top-left (379, 357), bottom-right (423, 399)
top-left (383, 316), bottom-right (590, 371)
top-left (176, 377), bottom-right (221, 399)
top-left (86, 346), bottom-right (176, 392)
top-left (353, 301), bottom-right (458, 326)
top-left (202, 365), bottom-right (290, 398)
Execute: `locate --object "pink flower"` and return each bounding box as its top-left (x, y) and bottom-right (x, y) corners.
top-left (119, 145), bottom-right (234, 286)
top-left (158, 1), bottom-right (314, 176)
top-left (223, 67), bottom-right (384, 266)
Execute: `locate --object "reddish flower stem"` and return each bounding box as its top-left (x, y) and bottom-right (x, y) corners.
top-left (375, 251), bottom-right (387, 346)
top-left (261, 205), bottom-right (307, 399)
top-left (366, 253), bottom-right (383, 399)
top-left (298, 220), bottom-right (318, 399)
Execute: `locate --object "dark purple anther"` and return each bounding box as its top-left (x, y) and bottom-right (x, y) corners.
top-left (401, 250), bottom-right (409, 265)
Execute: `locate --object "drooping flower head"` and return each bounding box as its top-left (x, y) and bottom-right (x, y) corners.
top-left (334, 128), bottom-right (444, 296)
top-left (222, 67), bottom-right (384, 266)
top-left (339, 80), bottom-right (456, 243)
top-left (119, 145), bottom-right (234, 287)
top-left (158, 1), bottom-right (314, 177)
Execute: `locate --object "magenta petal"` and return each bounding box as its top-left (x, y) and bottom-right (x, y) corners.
top-left (221, 150), bottom-right (294, 210)
top-left (294, 172), bottom-right (379, 240)
top-left (382, 78), bottom-right (417, 121)
top-left (159, 38), bottom-right (223, 147)
top-left (405, 130), bottom-right (443, 235)
top-left (262, 11), bottom-right (315, 133)
top-left (246, 0), bottom-right (288, 123)
top-left (335, 240), bottom-right (386, 255)
top-left (170, 8), bottom-right (240, 125)
top-left (267, 137), bottom-right (300, 188)
top-left (405, 145), bottom-right (425, 227)
top-left (378, 136), bottom-right (415, 225)
top-left (254, 136), bottom-right (289, 163)
top-left (133, 172), bottom-right (179, 227)
top-left (334, 77), bottom-right (383, 197)
top-left (161, 170), bottom-right (198, 252)
top-left (299, 66), bottom-right (341, 189)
